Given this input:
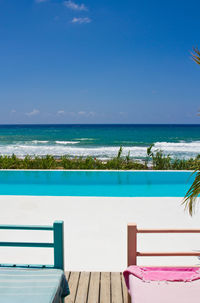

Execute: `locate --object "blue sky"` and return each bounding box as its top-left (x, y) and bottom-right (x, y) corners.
top-left (0, 0), bottom-right (200, 124)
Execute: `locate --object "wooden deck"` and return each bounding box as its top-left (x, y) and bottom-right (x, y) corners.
top-left (65, 272), bottom-right (128, 303)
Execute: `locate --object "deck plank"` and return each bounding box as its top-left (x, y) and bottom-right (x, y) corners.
top-left (66, 271), bottom-right (80, 303)
top-left (75, 271), bottom-right (90, 303)
top-left (65, 272), bottom-right (126, 303)
top-left (87, 272), bottom-right (100, 303)
top-left (121, 273), bottom-right (128, 303)
top-left (111, 272), bottom-right (123, 303)
top-left (100, 272), bottom-right (111, 303)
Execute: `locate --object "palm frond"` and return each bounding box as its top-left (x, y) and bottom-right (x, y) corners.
top-left (191, 47), bottom-right (200, 65)
top-left (183, 47), bottom-right (200, 214)
top-left (183, 170), bottom-right (200, 215)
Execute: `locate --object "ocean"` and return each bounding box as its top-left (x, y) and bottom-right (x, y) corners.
top-left (0, 124), bottom-right (199, 160)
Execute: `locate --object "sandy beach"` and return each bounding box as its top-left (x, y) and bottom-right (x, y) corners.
top-left (0, 196), bottom-right (200, 272)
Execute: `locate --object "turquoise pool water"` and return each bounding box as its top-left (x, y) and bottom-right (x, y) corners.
top-left (0, 170), bottom-right (195, 197)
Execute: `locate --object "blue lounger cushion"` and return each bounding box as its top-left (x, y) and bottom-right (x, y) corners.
top-left (0, 268), bottom-right (70, 303)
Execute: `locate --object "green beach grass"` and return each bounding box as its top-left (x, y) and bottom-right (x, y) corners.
top-left (0, 145), bottom-right (199, 170)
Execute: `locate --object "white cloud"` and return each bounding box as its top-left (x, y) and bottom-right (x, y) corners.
top-left (71, 17), bottom-right (91, 24)
top-left (57, 110), bottom-right (65, 115)
top-left (25, 109), bottom-right (40, 116)
top-left (78, 111), bottom-right (86, 115)
top-left (78, 111), bottom-right (95, 116)
top-left (68, 111), bottom-right (95, 117)
top-left (64, 0), bottom-right (87, 11)
top-left (10, 109), bottom-right (16, 114)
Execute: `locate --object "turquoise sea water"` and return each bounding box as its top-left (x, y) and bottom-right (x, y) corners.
top-left (0, 171), bottom-right (195, 197)
top-left (0, 124), bottom-right (199, 159)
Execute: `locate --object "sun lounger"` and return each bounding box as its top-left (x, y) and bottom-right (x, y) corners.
top-left (124, 224), bottom-right (200, 303)
top-left (0, 221), bottom-right (69, 303)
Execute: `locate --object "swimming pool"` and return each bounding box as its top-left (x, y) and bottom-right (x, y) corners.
top-left (0, 170), bottom-right (195, 197)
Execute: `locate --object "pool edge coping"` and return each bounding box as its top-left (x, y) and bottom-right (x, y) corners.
top-left (0, 169), bottom-right (195, 172)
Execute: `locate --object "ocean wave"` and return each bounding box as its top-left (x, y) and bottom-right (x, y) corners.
top-left (0, 141), bottom-right (200, 159)
top-left (75, 138), bottom-right (94, 141)
top-left (55, 141), bottom-right (80, 145)
top-left (0, 145), bottom-right (145, 158)
top-left (31, 140), bottom-right (49, 144)
top-left (153, 141), bottom-right (200, 153)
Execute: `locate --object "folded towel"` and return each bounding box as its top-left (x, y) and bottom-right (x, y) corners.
top-left (123, 266), bottom-right (200, 289)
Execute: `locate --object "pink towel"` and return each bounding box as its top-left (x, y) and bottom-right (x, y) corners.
top-left (123, 266), bottom-right (200, 290)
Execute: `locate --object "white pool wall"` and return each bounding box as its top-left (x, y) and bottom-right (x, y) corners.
top-left (0, 196), bottom-right (200, 271)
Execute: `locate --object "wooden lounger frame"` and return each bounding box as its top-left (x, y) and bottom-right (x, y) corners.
top-left (128, 223), bottom-right (200, 266)
top-left (0, 220), bottom-right (64, 270)
top-left (127, 223), bottom-right (200, 303)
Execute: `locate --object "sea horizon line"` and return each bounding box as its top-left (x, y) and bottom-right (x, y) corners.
top-left (0, 123), bottom-right (199, 127)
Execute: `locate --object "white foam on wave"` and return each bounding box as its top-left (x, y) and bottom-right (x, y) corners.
top-left (31, 140), bottom-right (49, 144)
top-left (55, 141), bottom-right (80, 145)
top-left (0, 144), bottom-right (145, 158)
top-left (153, 141), bottom-right (200, 154)
top-left (0, 141), bottom-right (199, 159)
top-left (75, 138), bottom-right (94, 141)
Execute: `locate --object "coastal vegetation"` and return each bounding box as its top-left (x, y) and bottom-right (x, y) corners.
top-left (0, 145), bottom-right (199, 170)
top-left (146, 144), bottom-right (200, 170)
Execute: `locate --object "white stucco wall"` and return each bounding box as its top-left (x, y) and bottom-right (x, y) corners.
top-left (0, 196), bottom-right (200, 271)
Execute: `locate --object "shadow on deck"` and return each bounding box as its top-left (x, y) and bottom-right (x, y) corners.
top-left (65, 272), bottom-right (128, 303)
